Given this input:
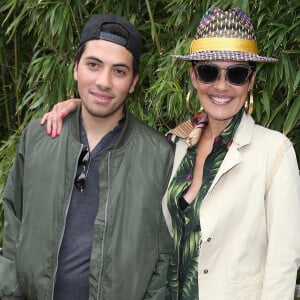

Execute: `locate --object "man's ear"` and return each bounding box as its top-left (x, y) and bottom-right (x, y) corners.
top-left (129, 74), bottom-right (139, 94)
top-left (73, 63), bottom-right (78, 81)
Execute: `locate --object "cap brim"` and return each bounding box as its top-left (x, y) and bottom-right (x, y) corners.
top-left (172, 50), bottom-right (277, 63)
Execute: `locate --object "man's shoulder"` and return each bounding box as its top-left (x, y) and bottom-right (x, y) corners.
top-left (23, 118), bottom-right (49, 137)
top-left (22, 115), bottom-right (74, 145)
top-left (25, 111), bottom-right (76, 136)
top-left (132, 118), bottom-right (174, 151)
top-left (129, 114), bottom-right (166, 140)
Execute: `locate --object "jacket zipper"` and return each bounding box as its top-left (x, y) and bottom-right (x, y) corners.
top-left (96, 151), bottom-right (112, 300)
top-left (50, 144), bottom-right (83, 300)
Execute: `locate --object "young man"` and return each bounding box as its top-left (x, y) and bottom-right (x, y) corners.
top-left (0, 14), bottom-right (174, 300)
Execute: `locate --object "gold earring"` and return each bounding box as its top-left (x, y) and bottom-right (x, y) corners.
top-left (244, 89), bottom-right (254, 115)
top-left (186, 91), bottom-right (203, 115)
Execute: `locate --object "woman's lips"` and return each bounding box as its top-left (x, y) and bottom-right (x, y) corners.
top-left (210, 96), bottom-right (232, 104)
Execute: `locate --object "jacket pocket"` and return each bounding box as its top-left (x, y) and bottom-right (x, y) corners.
top-left (0, 255), bottom-right (24, 297)
top-left (227, 277), bottom-right (263, 300)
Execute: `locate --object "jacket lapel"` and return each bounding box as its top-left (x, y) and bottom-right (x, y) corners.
top-left (208, 114), bottom-right (255, 192)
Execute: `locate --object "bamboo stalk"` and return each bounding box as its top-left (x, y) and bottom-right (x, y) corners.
top-left (13, 14), bottom-right (21, 128)
top-left (0, 54), bottom-right (10, 131)
top-left (145, 0), bottom-right (162, 55)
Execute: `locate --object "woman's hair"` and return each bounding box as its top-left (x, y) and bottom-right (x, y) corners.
top-left (249, 61), bottom-right (256, 69)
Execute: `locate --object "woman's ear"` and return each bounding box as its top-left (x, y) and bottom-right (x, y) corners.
top-left (190, 66), bottom-right (198, 89)
top-left (249, 70), bottom-right (256, 90)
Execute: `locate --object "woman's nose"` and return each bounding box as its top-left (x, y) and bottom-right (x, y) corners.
top-left (214, 70), bottom-right (229, 90)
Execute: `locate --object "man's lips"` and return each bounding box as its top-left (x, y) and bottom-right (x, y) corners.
top-left (90, 91), bottom-right (113, 103)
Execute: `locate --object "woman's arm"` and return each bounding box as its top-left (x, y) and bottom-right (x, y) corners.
top-left (262, 139), bottom-right (300, 299)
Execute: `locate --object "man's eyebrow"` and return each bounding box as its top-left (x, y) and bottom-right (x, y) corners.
top-left (85, 56), bottom-right (102, 63)
top-left (85, 56), bottom-right (130, 70)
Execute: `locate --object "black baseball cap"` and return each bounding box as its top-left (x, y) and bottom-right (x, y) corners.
top-left (79, 14), bottom-right (142, 69)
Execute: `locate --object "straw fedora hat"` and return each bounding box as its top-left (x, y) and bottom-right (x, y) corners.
top-left (172, 7), bottom-right (277, 63)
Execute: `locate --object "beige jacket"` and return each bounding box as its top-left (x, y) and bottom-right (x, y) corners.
top-left (163, 114), bottom-right (300, 300)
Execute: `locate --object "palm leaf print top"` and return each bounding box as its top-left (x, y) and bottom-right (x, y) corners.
top-left (166, 109), bottom-right (243, 300)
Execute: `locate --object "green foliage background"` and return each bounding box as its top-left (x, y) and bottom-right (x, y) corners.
top-left (0, 0), bottom-right (299, 285)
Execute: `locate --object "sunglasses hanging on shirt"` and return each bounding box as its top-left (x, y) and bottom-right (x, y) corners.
top-left (74, 146), bottom-right (90, 192)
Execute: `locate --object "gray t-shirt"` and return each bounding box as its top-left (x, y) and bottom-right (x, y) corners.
top-left (53, 119), bottom-right (124, 299)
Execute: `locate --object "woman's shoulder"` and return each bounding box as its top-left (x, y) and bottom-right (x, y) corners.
top-left (238, 116), bottom-right (296, 170)
top-left (252, 122), bottom-right (291, 146)
top-left (239, 114), bottom-right (291, 147)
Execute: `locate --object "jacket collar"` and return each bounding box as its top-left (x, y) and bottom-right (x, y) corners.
top-left (209, 114), bottom-right (255, 191)
top-left (69, 105), bottom-right (81, 142)
top-left (232, 113), bottom-right (255, 148)
top-left (112, 105), bottom-right (135, 149)
top-left (68, 104), bottom-right (135, 149)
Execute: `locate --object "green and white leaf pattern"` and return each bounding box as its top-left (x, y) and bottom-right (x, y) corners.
top-left (166, 109), bottom-right (243, 299)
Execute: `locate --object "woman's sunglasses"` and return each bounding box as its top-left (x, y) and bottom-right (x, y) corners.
top-left (193, 62), bottom-right (254, 85)
top-left (74, 146), bottom-right (90, 192)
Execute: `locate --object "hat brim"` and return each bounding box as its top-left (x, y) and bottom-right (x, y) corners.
top-left (172, 50), bottom-right (277, 63)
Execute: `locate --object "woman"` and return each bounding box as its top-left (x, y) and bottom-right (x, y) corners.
top-left (163, 7), bottom-right (300, 300)
top-left (42, 7), bottom-right (300, 300)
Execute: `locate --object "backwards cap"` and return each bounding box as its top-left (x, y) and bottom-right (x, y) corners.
top-left (80, 14), bottom-right (142, 67)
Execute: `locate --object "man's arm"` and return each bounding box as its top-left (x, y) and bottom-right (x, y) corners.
top-left (143, 146), bottom-right (174, 300)
top-left (0, 140), bottom-right (25, 299)
top-left (143, 212), bottom-right (173, 300)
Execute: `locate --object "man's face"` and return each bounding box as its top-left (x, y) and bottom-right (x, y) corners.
top-left (74, 39), bottom-right (138, 122)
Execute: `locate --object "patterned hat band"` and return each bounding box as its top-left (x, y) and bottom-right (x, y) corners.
top-left (190, 38), bottom-right (258, 55)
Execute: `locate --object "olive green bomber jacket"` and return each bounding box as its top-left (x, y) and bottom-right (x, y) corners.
top-left (0, 107), bottom-right (174, 300)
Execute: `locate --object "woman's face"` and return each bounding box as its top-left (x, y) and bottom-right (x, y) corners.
top-left (190, 60), bottom-right (256, 125)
